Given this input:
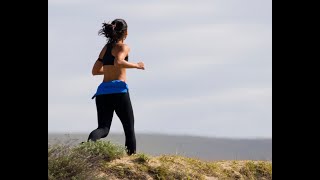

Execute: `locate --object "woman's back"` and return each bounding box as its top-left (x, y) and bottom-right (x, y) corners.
top-left (99, 44), bottom-right (129, 82)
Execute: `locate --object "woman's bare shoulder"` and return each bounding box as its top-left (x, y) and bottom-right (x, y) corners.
top-left (114, 43), bottom-right (130, 52)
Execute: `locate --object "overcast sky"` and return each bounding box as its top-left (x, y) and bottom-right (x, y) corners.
top-left (48, 0), bottom-right (272, 138)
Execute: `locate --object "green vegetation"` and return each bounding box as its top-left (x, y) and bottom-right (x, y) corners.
top-left (133, 153), bottom-right (150, 164)
top-left (48, 141), bottom-right (272, 180)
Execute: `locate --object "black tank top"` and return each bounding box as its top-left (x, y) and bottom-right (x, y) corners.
top-left (98, 46), bottom-right (129, 65)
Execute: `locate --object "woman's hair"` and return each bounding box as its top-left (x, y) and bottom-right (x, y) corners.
top-left (98, 19), bottom-right (128, 47)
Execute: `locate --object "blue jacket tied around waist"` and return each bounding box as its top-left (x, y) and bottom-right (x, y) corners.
top-left (92, 80), bottom-right (128, 99)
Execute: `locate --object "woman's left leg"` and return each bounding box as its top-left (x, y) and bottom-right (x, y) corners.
top-left (88, 94), bottom-right (115, 141)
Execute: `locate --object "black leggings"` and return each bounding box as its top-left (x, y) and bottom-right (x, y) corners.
top-left (88, 92), bottom-right (136, 155)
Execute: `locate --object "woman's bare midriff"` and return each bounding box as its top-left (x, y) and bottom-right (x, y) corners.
top-left (102, 65), bottom-right (127, 82)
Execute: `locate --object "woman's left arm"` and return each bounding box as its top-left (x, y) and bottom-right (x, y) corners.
top-left (92, 60), bottom-right (104, 75)
top-left (92, 46), bottom-right (106, 76)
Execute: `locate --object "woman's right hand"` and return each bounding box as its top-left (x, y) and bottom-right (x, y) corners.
top-left (137, 62), bottom-right (145, 70)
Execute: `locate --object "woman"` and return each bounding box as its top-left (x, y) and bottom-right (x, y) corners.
top-left (88, 19), bottom-right (145, 155)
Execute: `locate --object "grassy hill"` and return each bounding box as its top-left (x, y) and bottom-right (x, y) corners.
top-left (48, 140), bottom-right (272, 180)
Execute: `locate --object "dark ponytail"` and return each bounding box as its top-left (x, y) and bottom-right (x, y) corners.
top-left (98, 18), bottom-right (128, 47)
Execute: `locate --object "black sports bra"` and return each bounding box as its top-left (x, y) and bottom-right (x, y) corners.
top-left (98, 46), bottom-right (128, 65)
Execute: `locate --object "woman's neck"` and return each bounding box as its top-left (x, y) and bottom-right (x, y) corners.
top-left (117, 39), bottom-right (124, 44)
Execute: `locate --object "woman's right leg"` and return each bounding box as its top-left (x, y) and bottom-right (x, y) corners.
top-left (88, 94), bottom-right (115, 141)
top-left (114, 93), bottom-right (136, 155)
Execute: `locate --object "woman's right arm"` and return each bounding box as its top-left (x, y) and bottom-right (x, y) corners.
top-left (114, 45), bottom-right (145, 70)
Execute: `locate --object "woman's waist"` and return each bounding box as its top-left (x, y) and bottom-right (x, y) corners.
top-left (103, 78), bottom-right (126, 83)
top-left (98, 80), bottom-right (128, 88)
top-left (92, 80), bottom-right (128, 99)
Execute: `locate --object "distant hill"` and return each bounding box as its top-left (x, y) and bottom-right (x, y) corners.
top-left (48, 133), bottom-right (272, 161)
